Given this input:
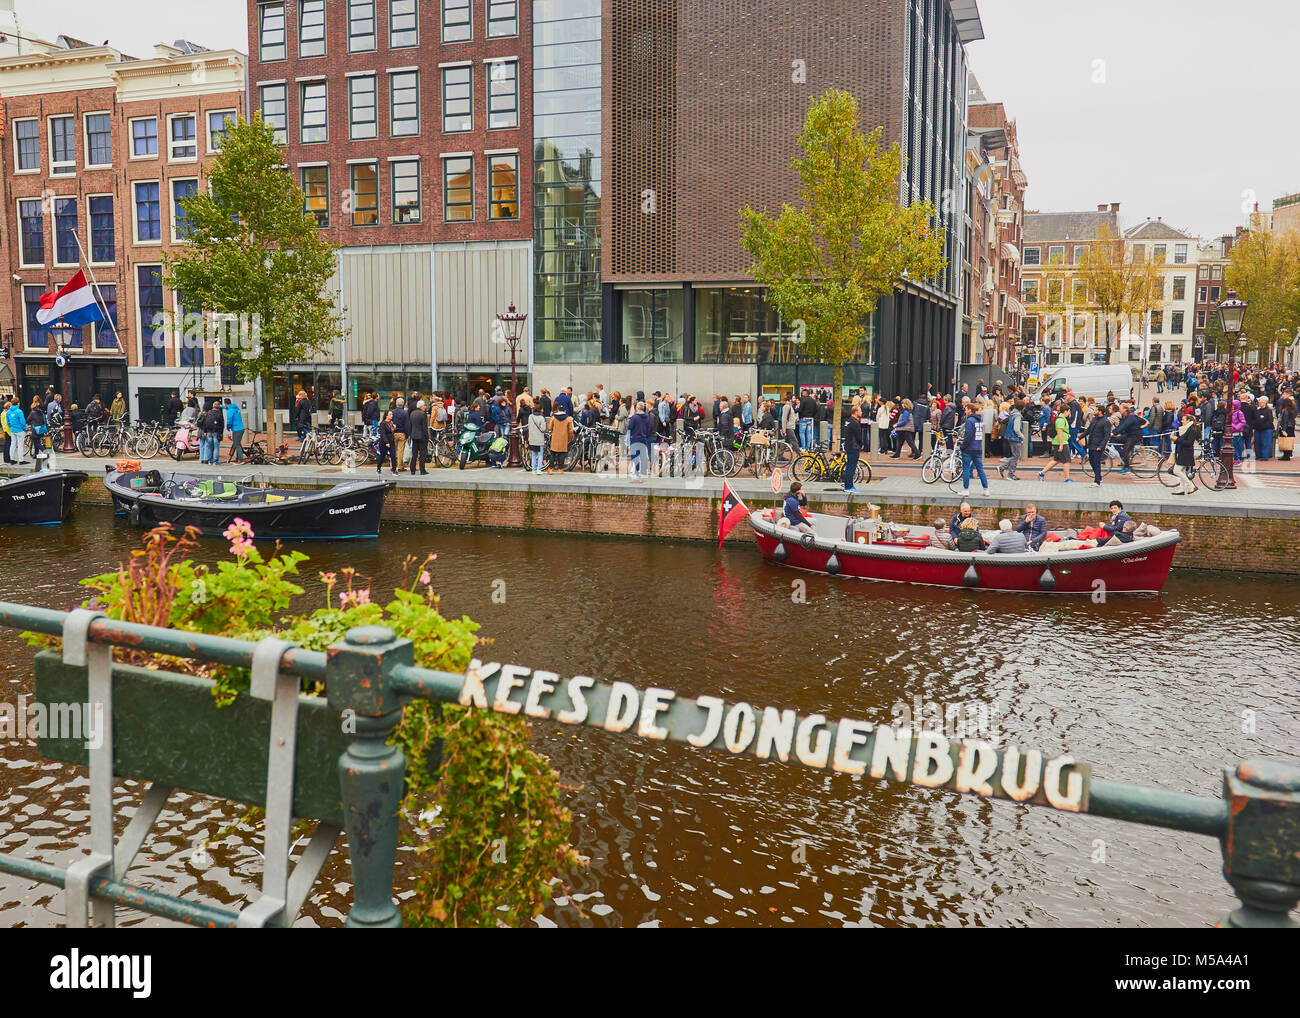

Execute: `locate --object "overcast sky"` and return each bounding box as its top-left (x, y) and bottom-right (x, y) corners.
top-left (969, 0), bottom-right (1299, 239)
top-left (25, 1), bottom-right (1299, 241)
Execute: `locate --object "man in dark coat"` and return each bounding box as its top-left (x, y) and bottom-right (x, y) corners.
top-left (293, 391), bottom-right (312, 441)
top-left (409, 400), bottom-right (430, 475)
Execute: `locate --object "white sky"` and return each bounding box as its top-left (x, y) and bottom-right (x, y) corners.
top-left (969, 0), bottom-right (1300, 239)
top-left (24, 1), bottom-right (1300, 241)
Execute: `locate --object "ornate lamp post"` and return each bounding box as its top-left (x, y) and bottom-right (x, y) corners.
top-left (982, 326), bottom-right (997, 369)
top-left (496, 302), bottom-right (528, 468)
top-left (1214, 288), bottom-right (1248, 490)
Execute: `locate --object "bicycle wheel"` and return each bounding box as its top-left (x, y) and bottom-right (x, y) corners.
top-left (939, 456), bottom-right (960, 484)
top-left (792, 452), bottom-right (823, 483)
top-left (708, 448), bottom-right (735, 477)
top-left (1198, 456), bottom-right (1223, 488)
top-left (432, 436), bottom-right (453, 469)
top-left (1126, 446), bottom-right (1159, 479)
top-left (855, 460), bottom-right (872, 485)
top-left (1156, 456), bottom-right (1180, 488)
top-left (91, 431), bottom-right (115, 457)
top-left (76, 431), bottom-right (93, 457)
top-left (921, 456), bottom-right (941, 484)
top-left (770, 440), bottom-right (796, 472)
top-left (750, 445), bottom-right (773, 479)
top-left (134, 432), bottom-right (161, 459)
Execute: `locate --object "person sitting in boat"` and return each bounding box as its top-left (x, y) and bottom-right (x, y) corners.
top-left (930, 517), bottom-right (957, 550)
top-left (1014, 503), bottom-right (1048, 550)
top-left (1100, 500), bottom-right (1135, 544)
top-left (956, 516), bottom-right (986, 552)
top-left (783, 481), bottom-right (814, 535)
top-left (948, 501), bottom-right (973, 541)
top-left (985, 518), bottom-right (1029, 554)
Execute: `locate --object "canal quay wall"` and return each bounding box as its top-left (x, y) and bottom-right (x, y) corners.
top-left (15, 461), bottom-right (1299, 578)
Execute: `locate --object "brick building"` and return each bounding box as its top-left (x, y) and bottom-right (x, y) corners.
top-left (0, 27), bottom-right (244, 418)
top-left (246, 0), bottom-right (532, 417)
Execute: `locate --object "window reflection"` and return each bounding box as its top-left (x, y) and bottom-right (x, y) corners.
top-left (620, 289), bottom-right (683, 363)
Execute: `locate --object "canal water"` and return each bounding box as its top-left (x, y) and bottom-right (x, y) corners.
top-left (1, 507), bottom-right (1296, 927)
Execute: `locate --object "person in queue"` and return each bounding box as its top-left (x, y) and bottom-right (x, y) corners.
top-left (1100, 500), bottom-right (1134, 544)
top-left (783, 481), bottom-right (814, 535)
top-left (843, 404), bottom-right (865, 493)
top-left (1014, 503), bottom-right (1047, 550)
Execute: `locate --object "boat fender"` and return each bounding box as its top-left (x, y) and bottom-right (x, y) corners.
top-left (773, 542), bottom-right (789, 563)
top-left (962, 563), bottom-right (979, 587)
top-left (1038, 566), bottom-right (1057, 592)
top-left (825, 553), bottom-right (841, 575)
top-left (799, 532), bottom-right (816, 548)
top-left (129, 503), bottom-right (142, 528)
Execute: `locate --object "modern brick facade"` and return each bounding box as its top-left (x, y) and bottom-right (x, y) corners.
top-left (0, 36), bottom-right (245, 417)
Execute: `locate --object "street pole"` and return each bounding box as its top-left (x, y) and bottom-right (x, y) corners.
top-left (497, 303), bottom-right (528, 469)
top-left (1213, 289), bottom-right (1248, 491)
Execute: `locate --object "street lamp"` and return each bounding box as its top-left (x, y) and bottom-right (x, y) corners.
top-left (496, 302), bottom-right (528, 468)
top-left (1214, 288), bottom-right (1248, 490)
top-left (982, 326), bottom-right (997, 367)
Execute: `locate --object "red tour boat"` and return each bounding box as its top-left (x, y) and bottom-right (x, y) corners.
top-left (748, 509), bottom-right (1181, 594)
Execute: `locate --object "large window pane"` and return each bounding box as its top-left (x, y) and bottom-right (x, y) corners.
top-left (15, 119), bottom-right (39, 170)
top-left (259, 84), bottom-right (287, 144)
top-left (299, 0), bottom-right (325, 56)
top-left (134, 182), bottom-right (161, 242)
top-left (348, 0), bottom-right (375, 51)
top-left (18, 199), bottom-right (43, 265)
top-left (442, 0), bottom-right (470, 42)
top-left (349, 74), bottom-right (376, 139)
top-left (24, 286), bottom-right (49, 348)
top-left (487, 60), bottom-right (518, 129)
top-left (350, 163), bottom-right (378, 226)
top-left (442, 66), bottom-right (471, 132)
top-left (488, 0), bottom-right (517, 37)
top-left (390, 0), bottom-right (417, 47)
top-left (94, 284), bottom-right (118, 349)
top-left (489, 154), bottom-right (518, 220)
top-left (390, 71), bottom-right (419, 136)
top-left (392, 160), bottom-right (420, 224)
top-left (86, 113), bottom-right (112, 166)
top-left (50, 116), bottom-right (75, 172)
top-left (137, 265), bottom-right (166, 366)
top-left (89, 195), bottom-right (114, 262)
top-left (443, 157), bottom-right (473, 221)
top-left (302, 166), bottom-right (329, 226)
top-left (259, 1), bottom-right (286, 60)
top-left (54, 198), bottom-right (78, 265)
top-left (620, 289), bottom-right (683, 363)
top-left (172, 179), bottom-right (198, 240)
top-left (300, 81), bottom-right (328, 143)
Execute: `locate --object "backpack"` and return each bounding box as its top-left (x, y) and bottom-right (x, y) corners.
top-left (435, 403), bottom-right (447, 424)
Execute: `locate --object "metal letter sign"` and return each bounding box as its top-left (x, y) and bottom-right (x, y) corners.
top-left (459, 661), bottom-right (1090, 811)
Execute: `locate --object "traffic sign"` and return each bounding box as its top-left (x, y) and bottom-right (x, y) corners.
top-left (771, 468), bottom-right (783, 493)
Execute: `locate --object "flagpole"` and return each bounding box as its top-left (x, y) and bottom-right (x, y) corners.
top-left (70, 229), bottom-right (125, 358)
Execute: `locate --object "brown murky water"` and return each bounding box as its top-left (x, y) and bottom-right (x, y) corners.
top-left (1, 508), bottom-right (1297, 927)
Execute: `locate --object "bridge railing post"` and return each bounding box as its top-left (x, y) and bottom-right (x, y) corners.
top-left (326, 625), bottom-right (414, 929)
top-left (1220, 758), bottom-right (1300, 928)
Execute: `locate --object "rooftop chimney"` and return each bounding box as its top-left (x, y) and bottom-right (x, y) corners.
top-left (1110, 203), bottom-right (1120, 213)
top-left (1097, 204), bottom-right (1107, 212)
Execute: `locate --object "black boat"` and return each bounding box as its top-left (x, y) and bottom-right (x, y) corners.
top-left (0, 469), bottom-right (88, 525)
top-left (103, 468), bottom-right (394, 540)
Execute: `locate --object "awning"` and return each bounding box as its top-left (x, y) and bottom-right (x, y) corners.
top-left (1006, 296), bottom-right (1027, 316)
top-left (1002, 242), bottom-right (1020, 263)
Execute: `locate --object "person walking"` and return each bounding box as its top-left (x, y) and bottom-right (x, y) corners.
top-left (293, 390), bottom-right (313, 442)
top-left (797, 390), bottom-right (818, 450)
top-left (1112, 404), bottom-right (1143, 475)
top-left (959, 402), bottom-right (990, 498)
top-left (409, 399), bottom-right (430, 475)
top-left (1171, 409), bottom-right (1200, 494)
top-left (1276, 395), bottom-right (1296, 461)
top-left (889, 399), bottom-right (919, 459)
top-left (224, 397), bottom-right (246, 462)
top-left (1253, 396), bottom-right (1275, 461)
top-left (25, 397), bottom-right (47, 457)
top-left (361, 391), bottom-right (380, 440)
top-left (626, 401), bottom-right (653, 481)
top-left (198, 399), bottom-right (224, 465)
top-left (1155, 366), bottom-right (1166, 393)
top-left (998, 400), bottom-right (1023, 480)
top-left (1038, 401), bottom-right (1074, 483)
top-left (376, 411), bottom-right (398, 474)
top-left (391, 397), bottom-right (410, 472)
top-left (843, 404), bottom-right (864, 493)
top-left (109, 391), bottom-right (127, 422)
top-left (1083, 404), bottom-right (1112, 486)
top-left (780, 394), bottom-right (797, 449)
top-left (527, 406), bottom-right (547, 474)
top-left (5, 398), bottom-right (27, 463)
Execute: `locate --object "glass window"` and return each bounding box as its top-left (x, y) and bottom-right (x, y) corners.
top-left (260, 84), bottom-right (288, 144)
top-left (299, 0), bottom-right (325, 56)
top-left (1151, 311), bottom-right (1163, 334)
top-left (177, 298), bottom-right (203, 366)
top-left (259, 1), bottom-right (286, 60)
top-left (348, 0), bottom-right (375, 51)
top-left (54, 198), bottom-right (78, 265)
top-left (389, 71), bottom-right (419, 136)
top-left (1171, 311), bottom-right (1184, 334)
top-left (443, 0), bottom-right (470, 42)
top-left (349, 75), bottom-right (377, 139)
top-left (1072, 245), bottom-right (1086, 265)
top-left (390, 0), bottom-right (417, 46)
top-left (1046, 245), bottom-right (1064, 264)
top-left (24, 285), bottom-right (49, 348)
top-left (1022, 246), bottom-right (1040, 265)
top-left (170, 115), bottom-right (197, 159)
top-left (1174, 243), bottom-right (1187, 264)
top-left (208, 110), bottom-right (235, 152)
top-left (135, 181), bottom-right (161, 242)
top-left (1196, 310), bottom-right (1206, 328)
top-left (1153, 244), bottom-right (1166, 263)
top-left (131, 117), bottom-right (158, 157)
top-left (1022, 279), bottom-right (1039, 303)
top-left (15, 119), bottom-right (39, 170)
top-left (137, 264), bottom-right (166, 366)
top-left (50, 116), bottom-right (75, 173)
top-left (1071, 279), bottom-right (1086, 304)
top-left (89, 196), bottom-right (114, 263)
top-left (1172, 276), bottom-right (1186, 300)
top-left (1132, 245), bottom-right (1144, 263)
top-left (1211, 265), bottom-right (1222, 279)
top-left (172, 179), bottom-right (198, 240)
top-left (620, 289), bottom-right (683, 363)
top-left (489, 154), bottom-right (518, 219)
top-left (85, 113), bottom-right (112, 166)
top-left (442, 66), bottom-right (472, 132)
top-left (487, 60), bottom-right (518, 129)
top-left (392, 160), bottom-right (420, 224)
top-left (443, 156), bottom-right (473, 221)
top-left (300, 82), bottom-right (328, 143)
top-left (94, 284), bottom-right (118, 349)
top-left (350, 163), bottom-right (378, 226)
top-left (302, 166), bottom-right (329, 227)
top-left (18, 199), bottom-right (43, 265)
top-left (1047, 279), bottom-right (1063, 304)
top-left (488, 0), bottom-right (517, 37)
top-left (1210, 285), bottom-right (1220, 302)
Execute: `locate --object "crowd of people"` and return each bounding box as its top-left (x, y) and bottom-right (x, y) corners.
top-left (2, 388), bottom-right (124, 465)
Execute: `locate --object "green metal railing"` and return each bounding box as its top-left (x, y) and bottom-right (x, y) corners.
top-left (0, 601), bottom-right (1296, 928)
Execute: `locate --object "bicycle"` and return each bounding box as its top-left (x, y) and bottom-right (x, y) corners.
top-left (243, 432), bottom-right (292, 466)
top-left (124, 421), bottom-right (164, 460)
top-left (1197, 440), bottom-right (1225, 489)
top-left (921, 433), bottom-right (960, 484)
top-left (792, 444), bottom-right (871, 486)
top-left (91, 419), bottom-right (130, 458)
top-left (748, 430), bottom-right (796, 480)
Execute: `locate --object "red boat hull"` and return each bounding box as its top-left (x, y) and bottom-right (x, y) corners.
top-left (749, 514), bottom-right (1180, 594)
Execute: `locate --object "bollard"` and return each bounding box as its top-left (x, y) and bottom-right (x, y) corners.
top-left (327, 625), bottom-right (414, 929)
top-left (1219, 758), bottom-right (1300, 928)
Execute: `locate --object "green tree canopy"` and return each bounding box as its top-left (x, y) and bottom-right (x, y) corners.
top-left (1225, 227), bottom-right (1300, 364)
top-left (741, 89), bottom-right (947, 452)
top-left (163, 114), bottom-right (345, 439)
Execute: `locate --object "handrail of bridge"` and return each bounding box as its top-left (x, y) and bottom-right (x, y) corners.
top-left (0, 601), bottom-right (1295, 928)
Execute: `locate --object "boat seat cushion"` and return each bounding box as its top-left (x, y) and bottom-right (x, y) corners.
top-left (196, 480), bottom-right (239, 499)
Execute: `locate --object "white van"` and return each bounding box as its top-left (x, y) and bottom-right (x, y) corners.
top-left (1031, 364), bottom-right (1136, 403)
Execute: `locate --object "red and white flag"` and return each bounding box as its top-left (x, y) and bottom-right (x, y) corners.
top-left (718, 481), bottom-right (749, 546)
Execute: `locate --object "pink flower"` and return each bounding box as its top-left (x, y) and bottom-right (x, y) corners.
top-left (419, 571), bottom-right (431, 586)
top-left (319, 571), bottom-right (337, 588)
top-left (353, 588), bottom-right (371, 606)
top-left (229, 536), bottom-right (254, 559)
top-left (223, 518), bottom-right (255, 544)
top-left (339, 590), bottom-right (356, 608)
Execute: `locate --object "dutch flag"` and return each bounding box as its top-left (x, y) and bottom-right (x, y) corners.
top-left (36, 271), bottom-right (105, 330)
